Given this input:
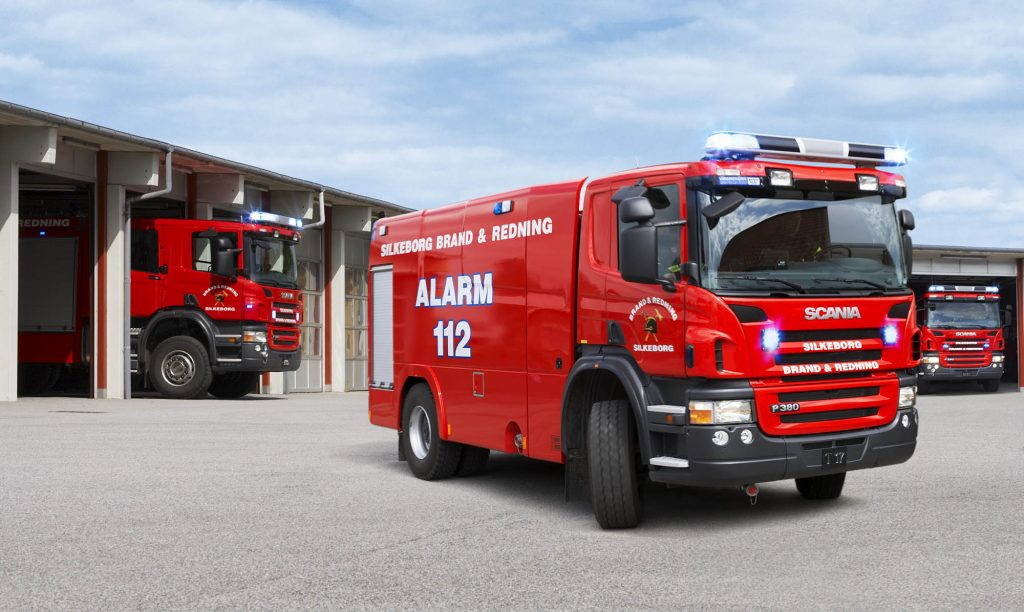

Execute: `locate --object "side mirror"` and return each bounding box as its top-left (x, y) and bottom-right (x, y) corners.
top-left (211, 235), bottom-right (240, 279)
top-left (702, 191), bottom-right (744, 229)
top-left (899, 209), bottom-right (916, 231)
top-left (681, 262), bottom-right (699, 282)
top-left (618, 196), bottom-right (655, 224)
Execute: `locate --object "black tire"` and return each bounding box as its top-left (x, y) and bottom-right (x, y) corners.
top-left (208, 372), bottom-right (260, 398)
top-left (796, 472), bottom-right (846, 500)
top-left (587, 400), bottom-right (643, 529)
top-left (982, 379), bottom-right (1000, 393)
top-left (456, 445), bottom-right (490, 477)
top-left (916, 379), bottom-right (931, 395)
top-left (148, 336), bottom-right (213, 399)
top-left (401, 384), bottom-right (463, 480)
top-left (18, 364), bottom-right (61, 397)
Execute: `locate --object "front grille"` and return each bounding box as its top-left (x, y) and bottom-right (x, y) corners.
top-left (780, 407), bottom-right (878, 423)
top-left (775, 350), bottom-right (882, 366)
top-left (272, 302), bottom-right (299, 312)
top-left (781, 372), bottom-right (868, 383)
top-left (778, 386), bottom-right (879, 402)
top-left (781, 328), bottom-right (879, 342)
top-left (272, 329), bottom-right (299, 349)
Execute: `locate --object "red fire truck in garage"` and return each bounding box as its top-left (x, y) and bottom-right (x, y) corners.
top-left (18, 206), bottom-right (303, 399)
top-left (917, 285), bottom-right (1005, 393)
top-left (368, 132), bottom-right (921, 528)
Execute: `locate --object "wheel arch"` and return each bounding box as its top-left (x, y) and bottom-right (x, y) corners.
top-left (397, 365), bottom-right (450, 440)
top-left (139, 309), bottom-right (217, 374)
top-left (561, 351), bottom-right (652, 463)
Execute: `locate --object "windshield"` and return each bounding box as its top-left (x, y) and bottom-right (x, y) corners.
top-left (246, 234), bottom-right (298, 288)
top-left (700, 194), bottom-right (907, 293)
top-left (925, 301), bottom-right (1000, 329)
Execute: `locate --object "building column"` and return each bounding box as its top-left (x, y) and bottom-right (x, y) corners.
top-left (0, 126), bottom-right (57, 401)
top-left (0, 161), bottom-right (19, 401)
top-left (96, 152), bottom-right (158, 399)
top-left (1017, 259), bottom-right (1023, 391)
top-left (329, 211), bottom-right (347, 392)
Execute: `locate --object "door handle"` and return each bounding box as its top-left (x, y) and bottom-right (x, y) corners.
top-left (148, 275), bottom-right (161, 280)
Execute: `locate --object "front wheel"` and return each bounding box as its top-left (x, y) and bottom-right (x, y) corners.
top-left (208, 372), bottom-right (260, 398)
top-left (587, 400), bottom-right (644, 529)
top-left (982, 379), bottom-right (1000, 393)
top-left (796, 472), bottom-right (846, 500)
top-left (916, 379), bottom-right (931, 395)
top-left (401, 384), bottom-right (463, 480)
top-left (148, 336), bottom-right (213, 399)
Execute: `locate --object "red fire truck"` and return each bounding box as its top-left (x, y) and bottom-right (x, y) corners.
top-left (19, 204), bottom-right (303, 399)
top-left (917, 285), bottom-right (1005, 393)
top-left (368, 132), bottom-right (921, 528)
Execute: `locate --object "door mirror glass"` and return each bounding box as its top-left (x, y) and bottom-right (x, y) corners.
top-left (898, 209), bottom-right (916, 231)
top-left (212, 235), bottom-right (239, 279)
top-left (618, 196), bottom-right (655, 224)
top-left (701, 191), bottom-right (745, 229)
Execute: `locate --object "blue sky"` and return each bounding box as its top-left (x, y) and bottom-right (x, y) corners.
top-left (1, 0), bottom-right (1022, 247)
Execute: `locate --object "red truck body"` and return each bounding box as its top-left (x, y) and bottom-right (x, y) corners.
top-left (369, 133), bottom-right (921, 527)
top-left (918, 285), bottom-right (1005, 392)
top-left (18, 204), bottom-right (303, 398)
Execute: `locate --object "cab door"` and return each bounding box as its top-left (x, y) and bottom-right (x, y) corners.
top-left (603, 175), bottom-right (689, 378)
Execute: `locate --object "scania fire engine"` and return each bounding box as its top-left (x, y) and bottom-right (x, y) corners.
top-left (918, 285), bottom-right (1005, 393)
top-left (18, 206), bottom-right (303, 399)
top-left (368, 132), bottom-right (920, 529)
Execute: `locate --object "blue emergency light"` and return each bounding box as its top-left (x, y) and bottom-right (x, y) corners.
top-left (705, 132), bottom-right (909, 167)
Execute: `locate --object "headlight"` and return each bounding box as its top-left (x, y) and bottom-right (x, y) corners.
top-left (922, 356), bottom-right (940, 364)
top-left (992, 355), bottom-right (1004, 363)
top-left (898, 386), bottom-right (916, 409)
top-left (242, 330), bottom-right (268, 343)
top-left (689, 399), bottom-right (753, 425)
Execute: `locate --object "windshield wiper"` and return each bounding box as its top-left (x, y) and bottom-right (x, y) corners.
top-left (813, 278), bottom-right (889, 291)
top-left (720, 275), bottom-right (807, 293)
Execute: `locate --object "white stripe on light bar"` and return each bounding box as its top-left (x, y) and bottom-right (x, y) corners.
top-left (705, 132), bottom-right (908, 167)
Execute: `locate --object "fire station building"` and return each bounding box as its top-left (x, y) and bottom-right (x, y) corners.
top-left (1, 100), bottom-right (409, 401)
top-left (1, 100), bottom-right (1022, 400)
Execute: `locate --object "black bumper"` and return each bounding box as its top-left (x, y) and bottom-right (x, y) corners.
top-left (213, 344), bottom-right (301, 373)
top-left (647, 408), bottom-right (918, 487)
top-left (918, 363), bottom-right (1003, 381)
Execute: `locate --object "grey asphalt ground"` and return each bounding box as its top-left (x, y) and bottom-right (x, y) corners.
top-left (1, 384), bottom-right (1022, 611)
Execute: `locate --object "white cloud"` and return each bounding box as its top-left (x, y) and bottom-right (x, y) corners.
top-left (0, 0), bottom-right (1022, 247)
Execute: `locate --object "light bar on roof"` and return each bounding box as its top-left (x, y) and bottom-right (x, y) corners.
top-left (704, 132), bottom-right (909, 167)
top-left (248, 210), bottom-right (303, 229)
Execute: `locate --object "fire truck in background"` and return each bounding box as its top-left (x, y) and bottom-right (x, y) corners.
top-left (18, 203), bottom-right (303, 399)
top-left (917, 285), bottom-right (1006, 393)
top-left (368, 132), bottom-right (921, 529)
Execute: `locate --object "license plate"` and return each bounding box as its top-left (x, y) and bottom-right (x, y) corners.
top-left (822, 447), bottom-right (848, 467)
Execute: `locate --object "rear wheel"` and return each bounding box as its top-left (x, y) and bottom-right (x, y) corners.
top-left (796, 472), bottom-right (846, 500)
top-left (587, 400), bottom-right (643, 529)
top-left (401, 384), bottom-right (463, 480)
top-left (148, 336), bottom-right (213, 399)
top-left (982, 379), bottom-right (1000, 393)
top-left (208, 372), bottom-right (260, 398)
top-left (456, 445), bottom-right (490, 477)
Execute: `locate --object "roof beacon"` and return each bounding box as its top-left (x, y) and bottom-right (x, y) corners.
top-left (705, 132), bottom-right (909, 168)
top-left (248, 211), bottom-right (303, 229)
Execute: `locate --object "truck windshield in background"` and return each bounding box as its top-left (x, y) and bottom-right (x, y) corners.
top-left (246, 234), bottom-right (298, 288)
top-left (925, 301), bottom-right (1000, 329)
top-left (700, 195), bottom-right (907, 293)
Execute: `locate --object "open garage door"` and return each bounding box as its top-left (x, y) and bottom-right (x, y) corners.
top-left (913, 246), bottom-right (1023, 390)
top-left (17, 171), bottom-right (94, 397)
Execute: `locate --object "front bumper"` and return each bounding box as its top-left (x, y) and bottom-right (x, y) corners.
top-left (647, 408), bottom-right (917, 487)
top-left (918, 362), bottom-right (1003, 381)
top-left (213, 343), bottom-right (301, 373)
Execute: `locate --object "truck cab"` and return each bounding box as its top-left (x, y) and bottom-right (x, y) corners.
top-left (918, 285), bottom-right (1005, 392)
top-left (130, 212), bottom-right (303, 398)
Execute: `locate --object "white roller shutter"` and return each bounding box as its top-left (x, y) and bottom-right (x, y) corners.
top-left (370, 265), bottom-right (394, 388)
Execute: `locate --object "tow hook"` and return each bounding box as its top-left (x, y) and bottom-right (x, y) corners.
top-left (743, 483), bottom-right (759, 506)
